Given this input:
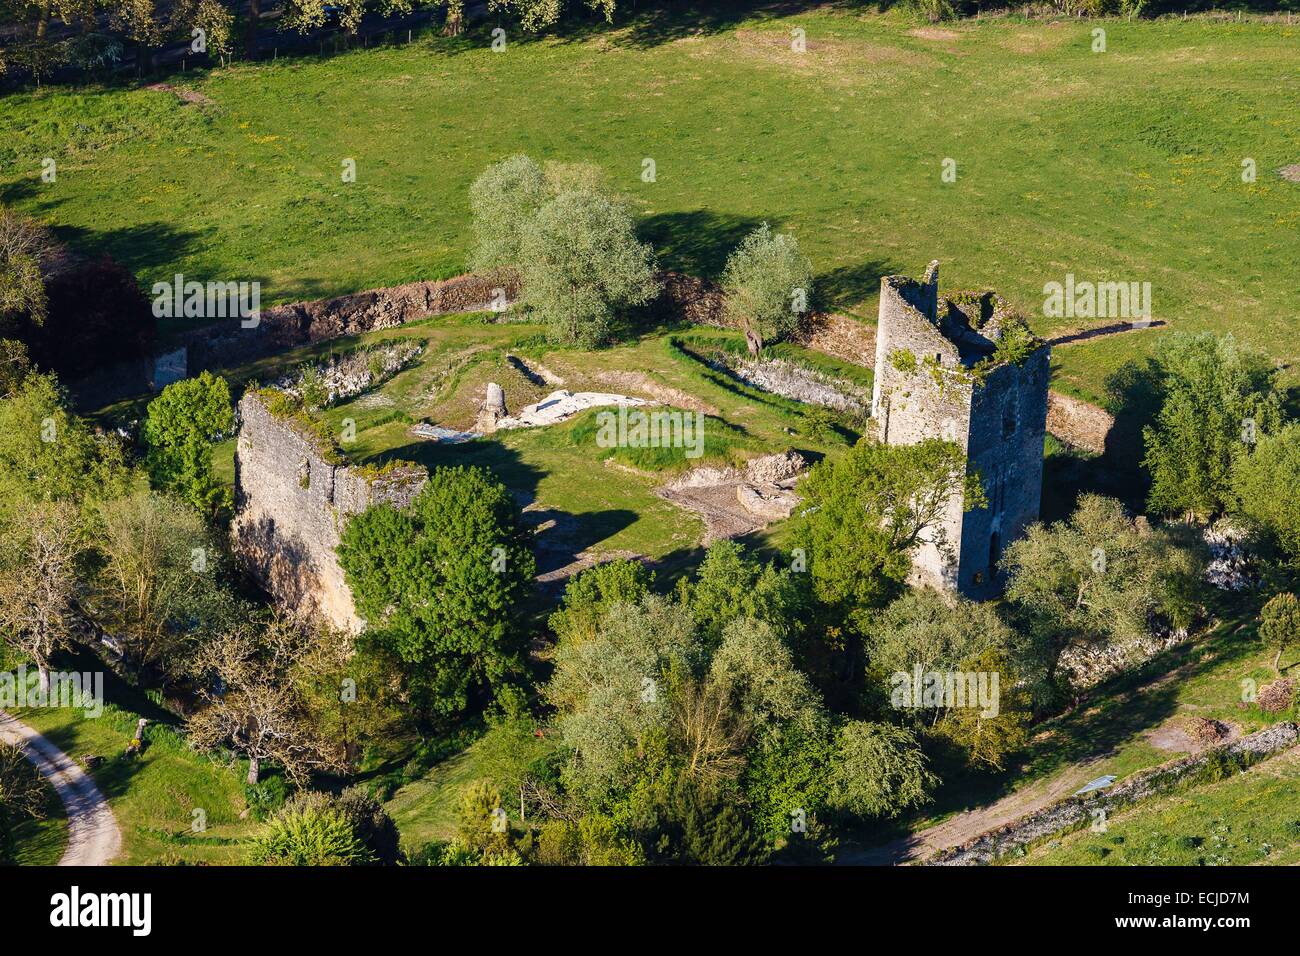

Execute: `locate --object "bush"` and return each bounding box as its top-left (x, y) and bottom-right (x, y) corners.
top-left (250, 807), bottom-right (375, 866)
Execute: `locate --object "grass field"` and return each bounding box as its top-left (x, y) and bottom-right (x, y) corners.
top-left (11, 777), bottom-right (68, 866)
top-left (3, 8), bottom-right (1298, 401)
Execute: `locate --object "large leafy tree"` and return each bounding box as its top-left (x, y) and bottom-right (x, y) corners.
top-left (88, 490), bottom-right (232, 684)
top-left (337, 465), bottom-right (535, 722)
top-left (141, 371), bottom-right (234, 516)
top-left (720, 222), bottom-right (814, 355)
top-left (548, 557), bottom-right (653, 650)
top-left (518, 189), bottom-right (659, 346)
top-left (678, 540), bottom-right (808, 648)
top-left (1258, 592), bottom-right (1300, 677)
top-left (1231, 422), bottom-right (1300, 570)
top-left (826, 720), bottom-right (936, 819)
top-left (1003, 494), bottom-right (1204, 695)
top-left (1143, 332), bottom-right (1281, 520)
top-left (0, 372), bottom-right (130, 514)
top-left (794, 437), bottom-right (982, 630)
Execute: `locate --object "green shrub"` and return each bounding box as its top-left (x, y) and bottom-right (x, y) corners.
top-left (250, 807), bottom-right (375, 866)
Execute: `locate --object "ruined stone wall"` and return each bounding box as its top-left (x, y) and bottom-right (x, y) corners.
top-left (929, 722), bottom-right (1299, 866)
top-left (960, 348), bottom-right (1051, 596)
top-left (231, 393), bottom-right (427, 632)
top-left (187, 273), bottom-right (520, 373)
top-left (871, 263), bottom-right (1050, 597)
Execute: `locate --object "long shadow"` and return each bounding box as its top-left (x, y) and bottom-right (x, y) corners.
top-left (612, 0), bottom-right (807, 50)
top-left (638, 210), bottom-right (774, 281)
top-left (377, 438), bottom-right (546, 504)
top-left (813, 259), bottom-right (897, 313)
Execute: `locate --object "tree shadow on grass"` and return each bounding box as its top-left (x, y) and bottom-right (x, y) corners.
top-left (813, 259), bottom-right (897, 314)
top-left (638, 210), bottom-right (775, 282)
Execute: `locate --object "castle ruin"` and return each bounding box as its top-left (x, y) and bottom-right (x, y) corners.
top-left (871, 262), bottom-right (1051, 598)
top-left (232, 392), bottom-right (428, 632)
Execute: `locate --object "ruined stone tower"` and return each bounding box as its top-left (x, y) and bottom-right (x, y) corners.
top-left (871, 262), bottom-right (1050, 598)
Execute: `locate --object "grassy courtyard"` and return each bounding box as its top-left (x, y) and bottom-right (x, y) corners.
top-left (2, 7), bottom-right (1298, 402)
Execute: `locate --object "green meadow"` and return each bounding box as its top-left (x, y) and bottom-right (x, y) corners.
top-left (2, 8), bottom-right (1298, 401)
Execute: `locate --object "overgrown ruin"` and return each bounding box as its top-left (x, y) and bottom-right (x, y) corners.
top-left (231, 391), bottom-right (427, 632)
top-left (871, 262), bottom-right (1051, 598)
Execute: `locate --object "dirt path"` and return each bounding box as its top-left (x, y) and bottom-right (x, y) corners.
top-left (0, 710), bottom-right (121, 866)
top-left (839, 759), bottom-right (1106, 865)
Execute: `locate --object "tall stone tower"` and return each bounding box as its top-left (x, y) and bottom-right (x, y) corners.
top-left (871, 262), bottom-right (1051, 598)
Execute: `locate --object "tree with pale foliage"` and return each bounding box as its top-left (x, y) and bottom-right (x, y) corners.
top-left (0, 501), bottom-right (82, 694)
top-left (1143, 332), bottom-right (1281, 520)
top-left (88, 490), bottom-right (231, 684)
top-left (827, 720), bottom-right (935, 819)
top-left (518, 189), bottom-right (659, 346)
top-left (721, 222), bottom-right (814, 355)
top-left (187, 615), bottom-right (347, 785)
top-left (1259, 592), bottom-right (1300, 677)
top-left (1003, 494), bottom-right (1206, 695)
top-left (1231, 423), bottom-right (1300, 571)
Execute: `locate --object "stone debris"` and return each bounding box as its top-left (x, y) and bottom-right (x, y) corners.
top-left (1204, 520), bottom-right (1255, 591)
top-left (411, 423), bottom-right (481, 444)
top-left (495, 389), bottom-right (651, 430)
top-left (658, 452), bottom-right (808, 540)
top-left (274, 341), bottom-right (422, 407)
top-left (712, 352), bottom-right (869, 416)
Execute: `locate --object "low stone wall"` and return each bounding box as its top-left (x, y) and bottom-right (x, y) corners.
top-left (928, 721), bottom-right (1299, 866)
top-left (187, 272), bottom-right (520, 372)
top-left (231, 393), bottom-right (427, 632)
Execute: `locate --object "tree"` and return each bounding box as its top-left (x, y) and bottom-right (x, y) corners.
top-left (0, 372), bottom-right (130, 515)
top-left (1259, 593), bottom-right (1300, 676)
top-left (0, 208), bottom-right (57, 329)
top-left (266, 787), bottom-right (403, 864)
top-left (678, 540), bottom-right (807, 647)
top-left (548, 557), bottom-right (653, 650)
top-left (828, 720), bottom-right (935, 819)
top-left (88, 490), bottom-right (230, 684)
top-left (1143, 332), bottom-right (1281, 520)
top-left (0, 743), bottom-right (47, 865)
top-left (141, 371), bottom-right (234, 516)
top-left (468, 154), bottom-right (549, 276)
top-left (0, 501), bottom-right (81, 693)
top-left (290, 626), bottom-right (408, 771)
top-left (707, 617), bottom-right (820, 746)
top-left (866, 588), bottom-right (1015, 687)
top-left (1002, 494), bottom-right (1204, 694)
top-left (337, 465), bottom-right (535, 722)
top-left (547, 594), bottom-right (700, 800)
top-left (187, 616), bottom-right (347, 785)
top-left (518, 189), bottom-right (659, 346)
top-left (1232, 423), bottom-right (1300, 570)
top-left (794, 437), bottom-right (982, 629)
top-left (250, 806), bottom-right (374, 866)
top-left (720, 222), bottom-right (813, 355)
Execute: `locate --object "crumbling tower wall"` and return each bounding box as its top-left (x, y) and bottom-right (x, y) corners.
top-left (232, 392), bottom-right (428, 632)
top-left (871, 262), bottom-right (1050, 598)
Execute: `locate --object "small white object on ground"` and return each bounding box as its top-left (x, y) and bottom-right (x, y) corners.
top-left (1073, 774), bottom-right (1117, 796)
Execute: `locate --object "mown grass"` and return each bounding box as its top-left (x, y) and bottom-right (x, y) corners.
top-left (199, 314), bottom-right (857, 563)
top-left (3, 9), bottom-right (1297, 401)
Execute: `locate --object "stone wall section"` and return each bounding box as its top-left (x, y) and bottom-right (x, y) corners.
top-left (929, 722), bottom-right (1299, 866)
top-left (231, 393), bottom-right (427, 632)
